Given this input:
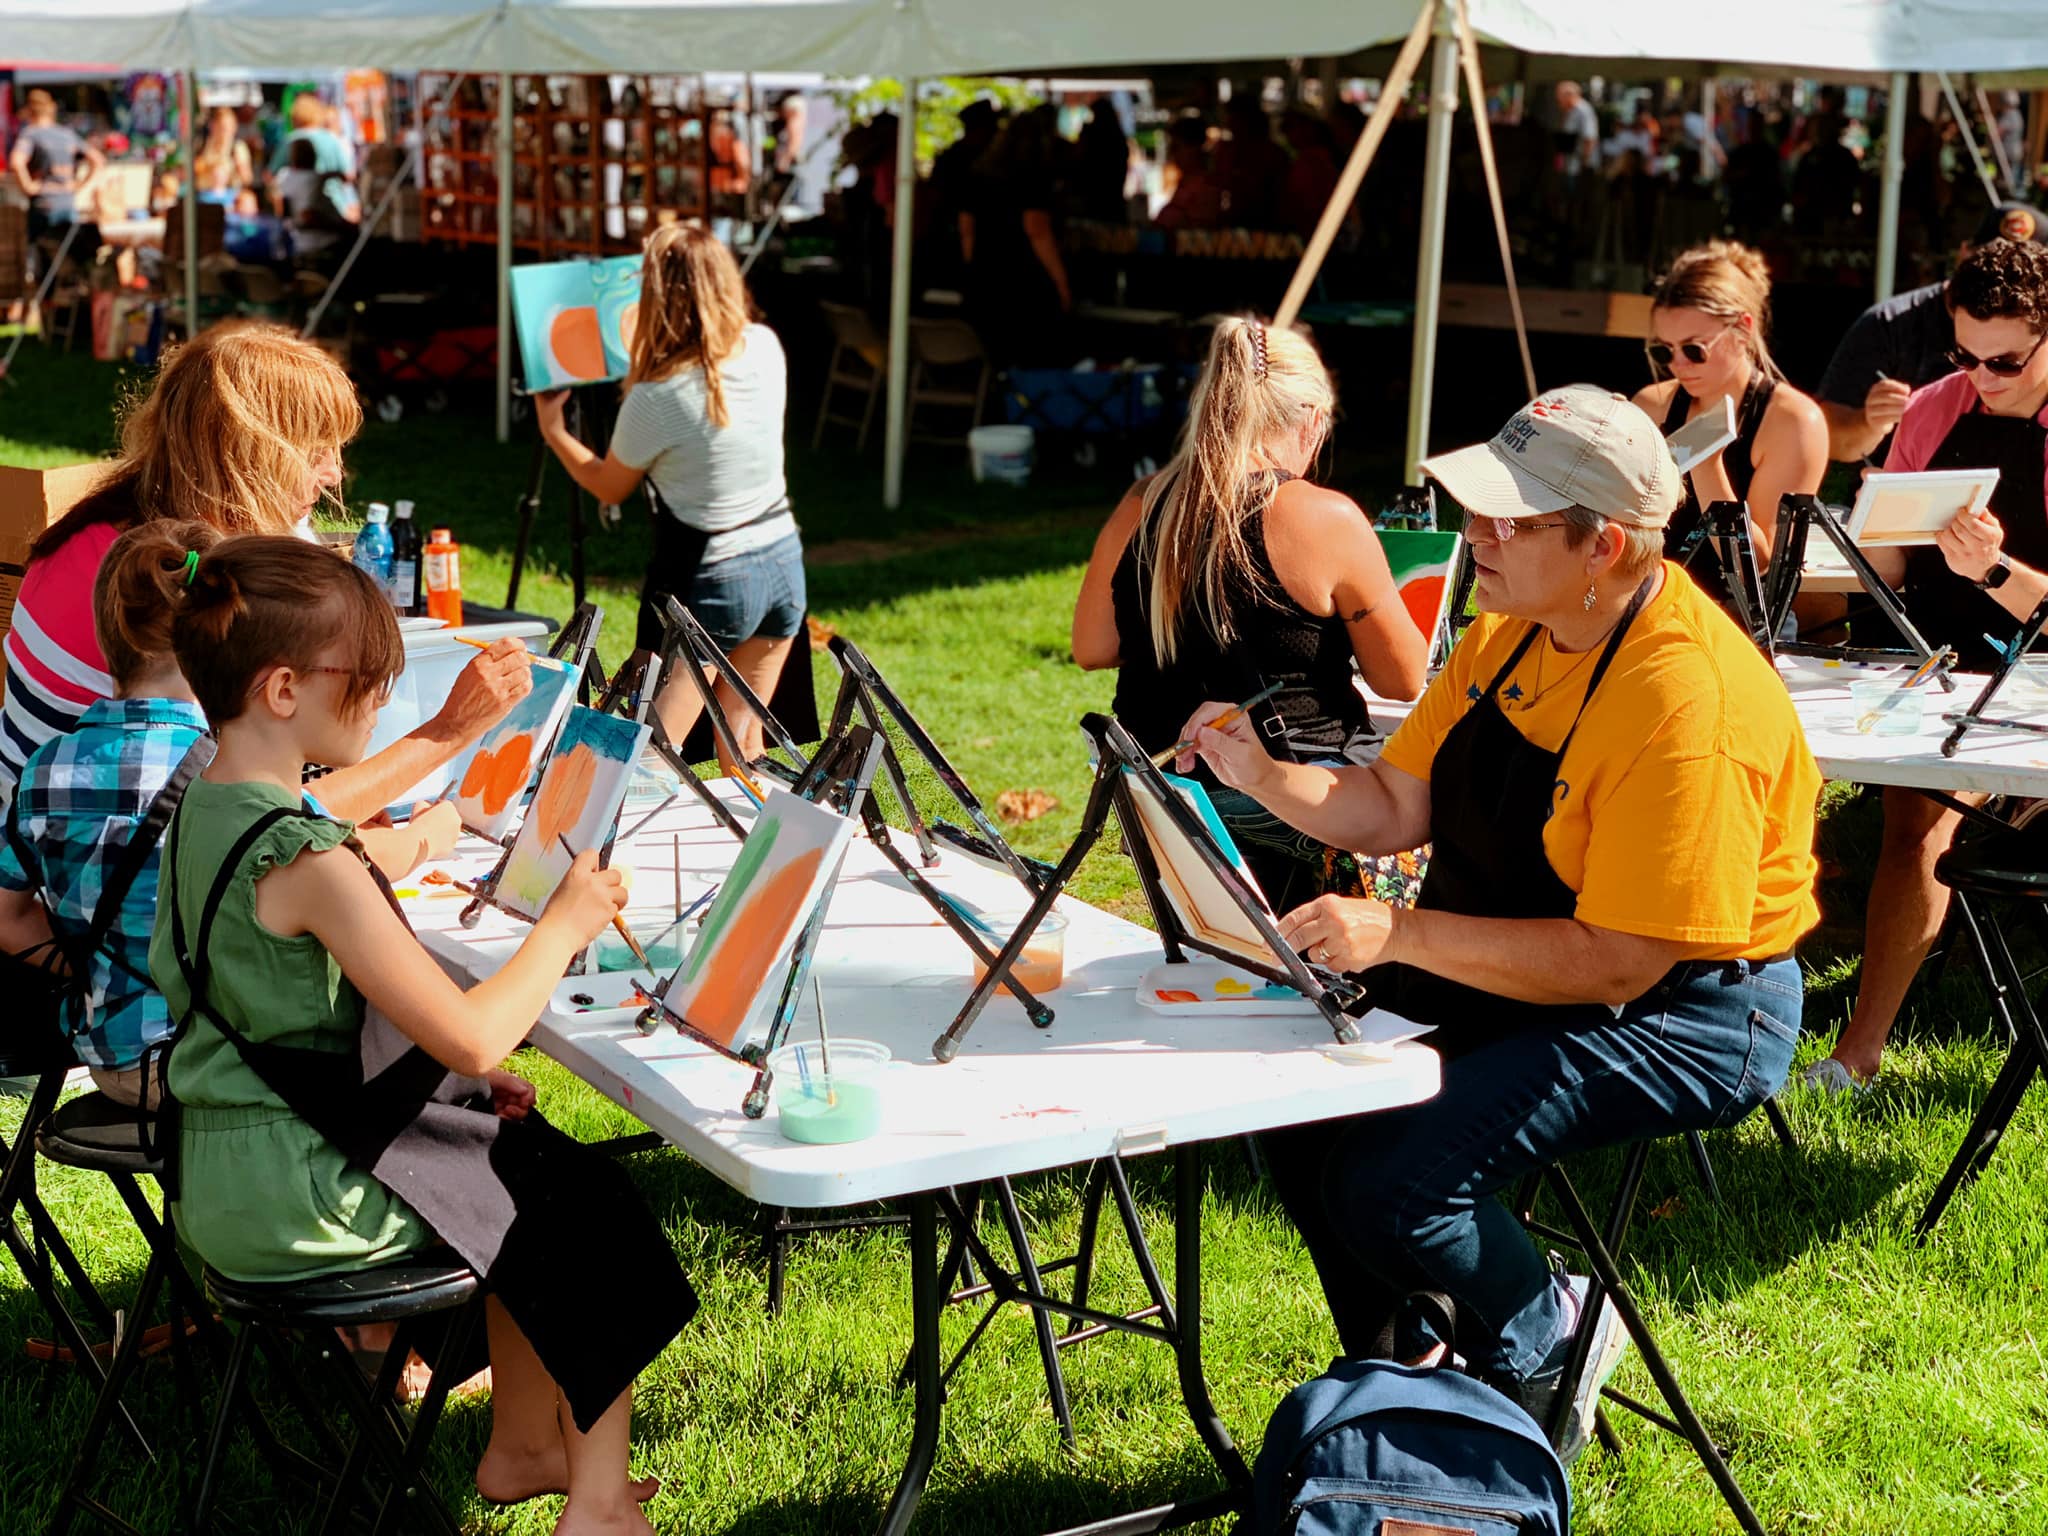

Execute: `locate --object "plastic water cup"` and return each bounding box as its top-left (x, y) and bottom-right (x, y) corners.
top-left (770, 1039), bottom-right (890, 1145)
top-left (593, 920), bottom-right (686, 974)
top-left (970, 910), bottom-right (1069, 995)
top-left (1848, 677), bottom-right (1926, 737)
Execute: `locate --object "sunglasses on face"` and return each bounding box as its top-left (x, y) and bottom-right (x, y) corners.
top-left (1644, 327), bottom-right (1733, 370)
top-left (1947, 331), bottom-right (2048, 378)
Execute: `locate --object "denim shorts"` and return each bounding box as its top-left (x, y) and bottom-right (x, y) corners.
top-left (638, 528), bottom-right (807, 653)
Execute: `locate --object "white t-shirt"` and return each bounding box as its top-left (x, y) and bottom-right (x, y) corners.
top-left (612, 323), bottom-right (793, 564)
top-left (1563, 99), bottom-right (1601, 174)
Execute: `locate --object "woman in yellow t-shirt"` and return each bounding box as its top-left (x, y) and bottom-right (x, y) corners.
top-left (1178, 386), bottom-right (1820, 1461)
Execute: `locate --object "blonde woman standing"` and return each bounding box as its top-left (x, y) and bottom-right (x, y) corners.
top-left (193, 106), bottom-right (254, 203)
top-left (1632, 241), bottom-right (1827, 615)
top-left (1072, 316), bottom-right (1428, 912)
top-left (539, 225), bottom-right (803, 764)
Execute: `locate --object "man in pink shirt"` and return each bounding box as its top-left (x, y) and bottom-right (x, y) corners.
top-left (1806, 238), bottom-right (2048, 1093)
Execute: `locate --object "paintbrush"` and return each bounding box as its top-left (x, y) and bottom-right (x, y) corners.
top-left (1150, 681), bottom-right (1286, 767)
top-left (558, 833), bottom-right (650, 969)
top-left (811, 976), bottom-right (837, 1106)
top-left (1855, 648), bottom-right (1953, 733)
top-left (454, 634), bottom-right (573, 672)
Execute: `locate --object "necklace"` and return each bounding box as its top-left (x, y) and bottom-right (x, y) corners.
top-left (1515, 639), bottom-right (1599, 710)
top-left (1515, 607), bottom-right (1633, 710)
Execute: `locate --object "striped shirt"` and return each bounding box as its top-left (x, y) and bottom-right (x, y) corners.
top-left (1, 521), bottom-right (120, 799)
top-left (0, 696), bottom-right (208, 1070)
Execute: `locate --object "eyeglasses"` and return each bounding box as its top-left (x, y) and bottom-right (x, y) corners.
top-left (1947, 332), bottom-right (2048, 378)
top-left (1486, 517), bottom-right (1573, 543)
top-left (1645, 326), bottom-right (1735, 369)
top-left (246, 665), bottom-right (395, 706)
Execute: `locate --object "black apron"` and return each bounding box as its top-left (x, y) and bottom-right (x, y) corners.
top-left (159, 804), bottom-right (696, 1433)
top-left (634, 483), bottom-right (796, 654)
top-left (1902, 406), bottom-right (2048, 673)
top-left (1374, 574), bottom-right (1656, 1054)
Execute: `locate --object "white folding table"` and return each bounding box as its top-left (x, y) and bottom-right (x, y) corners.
top-left (402, 787), bottom-right (1440, 1536)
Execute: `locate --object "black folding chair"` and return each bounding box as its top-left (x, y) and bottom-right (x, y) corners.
top-left (1517, 1133), bottom-right (1771, 1536)
top-left (1913, 819), bottom-right (2048, 1240)
top-left (0, 1040), bottom-right (141, 1457)
top-left (191, 1253), bottom-right (485, 1536)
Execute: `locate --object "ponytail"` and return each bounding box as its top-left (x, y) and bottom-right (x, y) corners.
top-left (93, 520), bottom-right (224, 690)
top-left (1140, 315), bottom-right (1335, 664)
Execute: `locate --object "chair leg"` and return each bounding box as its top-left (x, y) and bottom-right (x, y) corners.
top-left (857, 373), bottom-right (882, 454)
top-left (1683, 1131), bottom-right (1723, 1205)
top-left (812, 344), bottom-right (841, 449)
top-left (762, 1206), bottom-right (791, 1317)
top-left (1543, 1164), bottom-right (1766, 1536)
top-left (41, 1240), bottom-right (169, 1536)
top-left (191, 1321), bottom-right (260, 1535)
top-left (367, 1302), bottom-right (482, 1536)
top-left (313, 1318), bottom-right (422, 1536)
top-left (1761, 1093), bottom-right (1798, 1154)
top-left (1915, 1040), bottom-right (2038, 1242)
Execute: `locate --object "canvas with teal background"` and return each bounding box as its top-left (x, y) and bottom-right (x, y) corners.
top-left (509, 256), bottom-right (643, 391)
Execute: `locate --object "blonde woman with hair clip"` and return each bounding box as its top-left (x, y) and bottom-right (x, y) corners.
top-left (538, 224), bottom-right (804, 768)
top-left (0, 322), bottom-right (533, 823)
top-left (1073, 315), bottom-right (1429, 913)
top-left (1632, 240), bottom-right (1827, 620)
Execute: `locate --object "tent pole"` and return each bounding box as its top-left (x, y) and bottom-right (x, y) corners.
top-left (1876, 72), bottom-right (1907, 303)
top-left (882, 81), bottom-right (917, 512)
top-left (182, 70), bottom-right (200, 339)
top-left (1403, 20), bottom-right (1460, 485)
top-left (497, 73), bottom-right (513, 443)
top-left (1935, 72), bottom-right (2002, 210)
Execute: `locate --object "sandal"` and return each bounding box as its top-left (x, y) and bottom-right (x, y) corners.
top-left (1798, 1057), bottom-right (1871, 1099)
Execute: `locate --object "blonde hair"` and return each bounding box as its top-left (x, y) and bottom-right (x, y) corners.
top-left (1138, 316), bottom-right (1335, 665)
top-left (289, 94), bottom-right (326, 131)
top-left (628, 223), bottom-right (758, 428)
top-left (1649, 240), bottom-right (1784, 382)
top-left (34, 322), bottom-right (362, 562)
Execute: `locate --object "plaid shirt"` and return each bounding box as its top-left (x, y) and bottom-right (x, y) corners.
top-left (0, 698), bottom-right (208, 1070)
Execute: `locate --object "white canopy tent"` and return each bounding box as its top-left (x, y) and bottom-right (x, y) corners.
top-left (7, 0), bottom-right (2048, 499)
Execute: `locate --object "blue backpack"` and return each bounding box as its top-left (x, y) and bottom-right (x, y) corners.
top-left (1250, 1359), bottom-right (1570, 1536)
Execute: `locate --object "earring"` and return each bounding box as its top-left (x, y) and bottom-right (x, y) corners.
top-left (1582, 584), bottom-right (1598, 611)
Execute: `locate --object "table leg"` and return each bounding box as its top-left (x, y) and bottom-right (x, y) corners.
top-left (1172, 1145), bottom-right (1250, 1493)
top-left (876, 1192), bottom-right (942, 1536)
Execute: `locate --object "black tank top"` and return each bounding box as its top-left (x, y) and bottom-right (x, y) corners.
top-left (1661, 371), bottom-right (1777, 613)
top-left (1108, 473), bottom-right (1373, 762)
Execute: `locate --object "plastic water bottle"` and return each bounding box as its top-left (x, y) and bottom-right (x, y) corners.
top-left (352, 503), bottom-right (394, 593)
top-left (388, 500), bottom-right (423, 615)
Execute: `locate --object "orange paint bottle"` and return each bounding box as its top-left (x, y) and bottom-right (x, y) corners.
top-left (423, 525), bottom-right (463, 625)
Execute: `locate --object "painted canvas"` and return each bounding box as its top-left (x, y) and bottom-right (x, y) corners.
top-left (1157, 771), bottom-right (1267, 906)
top-left (663, 789), bottom-right (857, 1048)
top-left (496, 708), bottom-right (651, 920)
top-left (448, 660), bottom-right (581, 840)
top-left (1378, 530), bottom-right (1462, 658)
top-left (509, 255), bottom-right (643, 390)
top-left (1120, 767), bottom-right (1275, 968)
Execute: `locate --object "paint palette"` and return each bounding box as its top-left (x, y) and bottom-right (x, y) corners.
top-left (1135, 959), bottom-right (1319, 1017)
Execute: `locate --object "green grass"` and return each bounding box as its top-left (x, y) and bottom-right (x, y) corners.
top-left (4, 347), bottom-right (2048, 1534)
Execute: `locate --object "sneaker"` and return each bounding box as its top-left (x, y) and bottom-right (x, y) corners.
top-left (1558, 1274), bottom-right (1631, 1465)
top-left (1798, 1057), bottom-right (1871, 1099)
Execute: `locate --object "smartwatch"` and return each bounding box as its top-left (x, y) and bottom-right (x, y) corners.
top-left (1979, 555), bottom-right (2014, 591)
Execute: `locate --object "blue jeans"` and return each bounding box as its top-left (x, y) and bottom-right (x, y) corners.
top-left (638, 526), bottom-right (807, 654)
top-left (1261, 957), bottom-right (1801, 1387)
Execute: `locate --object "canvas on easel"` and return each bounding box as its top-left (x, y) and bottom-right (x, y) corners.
top-left (508, 255), bottom-right (643, 390)
top-left (494, 707), bottom-right (651, 920)
top-left (1377, 529), bottom-right (1462, 669)
top-left (638, 725), bottom-right (885, 1116)
top-left (656, 787), bottom-right (858, 1049)
top-left (1121, 767), bottom-right (1276, 968)
top-left (447, 661), bottom-right (581, 840)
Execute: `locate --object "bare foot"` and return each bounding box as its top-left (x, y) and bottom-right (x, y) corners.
top-left (553, 1498), bottom-right (659, 1535)
top-left (477, 1445), bottom-right (658, 1509)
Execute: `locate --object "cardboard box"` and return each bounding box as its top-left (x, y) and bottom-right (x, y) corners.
top-left (0, 459), bottom-right (113, 644)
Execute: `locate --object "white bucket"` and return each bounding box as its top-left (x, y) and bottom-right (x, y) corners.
top-left (969, 424), bottom-right (1035, 486)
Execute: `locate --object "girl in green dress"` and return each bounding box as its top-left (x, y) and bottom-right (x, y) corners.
top-left (152, 536), bottom-right (682, 1536)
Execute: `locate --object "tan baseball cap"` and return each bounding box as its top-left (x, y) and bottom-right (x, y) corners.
top-left (1419, 384), bottom-right (1681, 529)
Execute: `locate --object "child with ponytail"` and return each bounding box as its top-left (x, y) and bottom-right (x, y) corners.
top-left (150, 536), bottom-right (692, 1533)
top-left (0, 521), bottom-right (224, 1106)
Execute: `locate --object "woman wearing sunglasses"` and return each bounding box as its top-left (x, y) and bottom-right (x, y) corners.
top-left (1631, 241), bottom-right (1827, 617)
top-left (1806, 237), bottom-right (2048, 1097)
